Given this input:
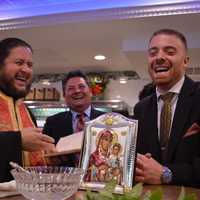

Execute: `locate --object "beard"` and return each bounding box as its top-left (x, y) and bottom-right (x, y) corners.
top-left (0, 74), bottom-right (32, 100)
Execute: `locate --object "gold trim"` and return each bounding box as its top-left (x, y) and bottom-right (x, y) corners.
top-left (15, 99), bottom-right (36, 166)
top-left (15, 99), bottom-right (35, 129)
top-left (0, 91), bottom-right (18, 131)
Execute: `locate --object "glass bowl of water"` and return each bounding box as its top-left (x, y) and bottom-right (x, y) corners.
top-left (11, 166), bottom-right (84, 200)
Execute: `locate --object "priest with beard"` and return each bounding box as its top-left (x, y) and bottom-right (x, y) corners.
top-left (0, 38), bottom-right (55, 182)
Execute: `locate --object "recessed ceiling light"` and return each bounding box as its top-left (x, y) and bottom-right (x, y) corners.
top-left (119, 77), bottom-right (127, 84)
top-left (42, 79), bottom-right (50, 85)
top-left (94, 54), bottom-right (106, 61)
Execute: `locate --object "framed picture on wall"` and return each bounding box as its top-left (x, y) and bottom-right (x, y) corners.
top-left (79, 112), bottom-right (138, 193)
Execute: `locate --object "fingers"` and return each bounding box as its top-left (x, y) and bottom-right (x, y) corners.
top-left (145, 153), bottom-right (152, 159)
top-left (21, 127), bottom-right (56, 152)
top-left (135, 153), bottom-right (152, 183)
top-left (39, 134), bottom-right (55, 144)
top-left (135, 153), bottom-right (163, 184)
top-left (40, 141), bottom-right (56, 151)
top-left (135, 156), bottom-right (145, 183)
top-left (137, 153), bottom-right (146, 160)
top-left (34, 127), bottom-right (43, 133)
top-left (135, 167), bottom-right (144, 176)
top-left (23, 127), bottom-right (55, 143)
top-left (135, 175), bottom-right (144, 183)
top-left (136, 155), bottom-right (145, 169)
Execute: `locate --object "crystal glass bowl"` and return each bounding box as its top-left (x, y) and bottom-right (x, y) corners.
top-left (11, 166), bottom-right (84, 200)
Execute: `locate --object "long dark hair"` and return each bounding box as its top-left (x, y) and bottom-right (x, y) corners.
top-left (0, 37), bottom-right (33, 68)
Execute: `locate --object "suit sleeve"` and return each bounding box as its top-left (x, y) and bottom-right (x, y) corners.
top-left (0, 132), bottom-right (22, 182)
top-left (167, 160), bottom-right (200, 188)
top-left (167, 133), bottom-right (200, 188)
top-left (133, 102), bottom-right (140, 120)
top-left (42, 117), bottom-right (53, 137)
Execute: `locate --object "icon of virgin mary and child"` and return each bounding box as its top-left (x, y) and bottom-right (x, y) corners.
top-left (84, 129), bottom-right (123, 184)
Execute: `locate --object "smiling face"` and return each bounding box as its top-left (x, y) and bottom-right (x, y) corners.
top-left (64, 77), bottom-right (92, 113)
top-left (0, 46), bottom-right (33, 99)
top-left (148, 33), bottom-right (189, 91)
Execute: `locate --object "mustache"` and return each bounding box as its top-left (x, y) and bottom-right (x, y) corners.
top-left (151, 58), bottom-right (172, 69)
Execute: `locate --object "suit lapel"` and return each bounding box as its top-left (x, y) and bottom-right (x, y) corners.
top-left (147, 94), bottom-right (161, 159)
top-left (90, 108), bottom-right (102, 120)
top-left (137, 94), bottom-right (161, 160)
top-left (166, 77), bottom-right (196, 162)
top-left (64, 111), bottom-right (73, 133)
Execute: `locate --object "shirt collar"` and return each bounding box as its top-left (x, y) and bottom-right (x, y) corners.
top-left (71, 105), bottom-right (91, 120)
top-left (156, 76), bottom-right (185, 100)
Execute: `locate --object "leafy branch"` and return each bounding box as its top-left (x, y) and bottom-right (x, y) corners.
top-left (76, 180), bottom-right (197, 200)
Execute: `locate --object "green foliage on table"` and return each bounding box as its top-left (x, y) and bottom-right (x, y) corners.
top-left (76, 180), bottom-right (197, 200)
top-left (177, 187), bottom-right (197, 200)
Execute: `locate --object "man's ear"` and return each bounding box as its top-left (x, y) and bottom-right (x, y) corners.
top-left (89, 88), bottom-right (93, 98)
top-left (184, 56), bottom-right (189, 64)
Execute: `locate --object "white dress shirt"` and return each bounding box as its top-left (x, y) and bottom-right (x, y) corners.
top-left (156, 76), bottom-right (185, 139)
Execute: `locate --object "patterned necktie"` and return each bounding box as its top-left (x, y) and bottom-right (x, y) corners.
top-left (75, 113), bottom-right (85, 132)
top-left (75, 113), bottom-right (85, 166)
top-left (160, 92), bottom-right (174, 162)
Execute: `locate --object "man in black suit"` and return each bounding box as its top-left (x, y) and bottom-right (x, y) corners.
top-left (134, 29), bottom-right (200, 187)
top-left (43, 70), bottom-right (104, 164)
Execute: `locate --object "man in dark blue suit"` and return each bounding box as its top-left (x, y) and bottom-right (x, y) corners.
top-left (134, 29), bottom-right (200, 187)
top-left (43, 70), bottom-right (104, 165)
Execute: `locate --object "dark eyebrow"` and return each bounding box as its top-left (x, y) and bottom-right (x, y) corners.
top-left (67, 85), bottom-right (74, 88)
top-left (164, 46), bottom-right (176, 51)
top-left (148, 45), bottom-right (177, 53)
top-left (148, 47), bottom-right (157, 51)
top-left (79, 83), bottom-right (86, 86)
top-left (148, 47), bottom-right (158, 54)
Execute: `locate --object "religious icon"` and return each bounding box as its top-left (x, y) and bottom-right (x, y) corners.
top-left (79, 112), bottom-right (138, 193)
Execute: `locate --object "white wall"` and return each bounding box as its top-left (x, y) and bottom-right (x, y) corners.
top-left (105, 79), bottom-right (150, 107)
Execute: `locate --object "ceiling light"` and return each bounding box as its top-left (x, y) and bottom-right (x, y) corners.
top-left (42, 79), bottom-right (50, 85)
top-left (94, 54), bottom-right (106, 61)
top-left (119, 78), bottom-right (127, 84)
top-left (116, 95), bottom-right (121, 99)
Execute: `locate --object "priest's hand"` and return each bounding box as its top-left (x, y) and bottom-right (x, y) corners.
top-left (21, 127), bottom-right (56, 152)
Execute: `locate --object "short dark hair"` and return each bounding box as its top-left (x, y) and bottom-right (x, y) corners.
top-left (62, 70), bottom-right (89, 95)
top-left (149, 29), bottom-right (187, 50)
top-left (0, 38), bottom-right (33, 67)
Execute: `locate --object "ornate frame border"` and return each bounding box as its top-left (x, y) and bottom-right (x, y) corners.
top-left (79, 112), bottom-right (138, 193)
top-left (0, 1), bottom-right (200, 30)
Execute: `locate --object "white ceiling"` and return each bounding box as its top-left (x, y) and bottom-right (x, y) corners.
top-left (0, 0), bottom-right (200, 80)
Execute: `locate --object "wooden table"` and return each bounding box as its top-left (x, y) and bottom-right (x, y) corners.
top-left (1, 185), bottom-right (200, 200)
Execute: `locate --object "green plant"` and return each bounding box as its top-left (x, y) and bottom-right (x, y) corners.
top-left (76, 180), bottom-right (197, 200)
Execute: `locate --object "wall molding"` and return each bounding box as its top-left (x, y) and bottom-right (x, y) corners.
top-left (33, 71), bottom-right (139, 83)
top-left (0, 1), bottom-right (200, 30)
